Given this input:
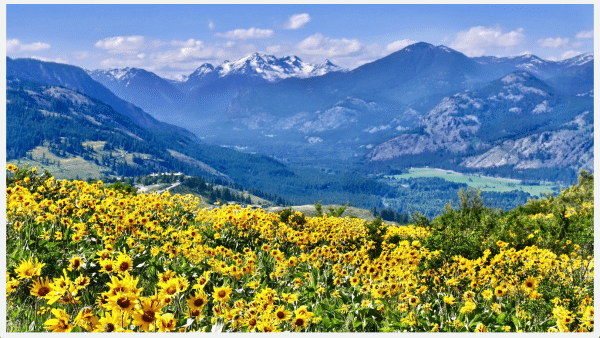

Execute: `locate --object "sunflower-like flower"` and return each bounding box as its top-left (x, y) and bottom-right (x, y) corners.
top-left (522, 276), bottom-right (538, 292)
top-left (106, 272), bottom-right (143, 297)
top-left (106, 291), bottom-right (139, 315)
top-left (30, 276), bottom-right (52, 298)
top-left (291, 314), bottom-right (310, 331)
top-left (187, 292), bottom-right (209, 311)
top-left (44, 308), bottom-right (73, 332)
top-left (93, 310), bottom-right (124, 332)
top-left (443, 295), bottom-right (456, 305)
top-left (132, 297), bottom-right (163, 332)
top-left (281, 292), bottom-right (299, 303)
top-left (156, 313), bottom-right (177, 332)
top-left (74, 307), bottom-right (99, 331)
top-left (212, 285), bottom-right (233, 303)
top-left (46, 269), bottom-right (79, 305)
top-left (115, 251), bottom-right (133, 274)
top-left (460, 300), bottom-right (476, 314)
top-left (158, 278), bottom-right (181, 299)
top-left (74, 275), bottom-right (91, 290)
top-left (273, 305), bottom-right (292, 322)
top-left (99, 259), bottom-right (116, 274)
top-left (495, 285), bottom-right (507, 298)
top-left (15, 257), bottom-right (45, 280)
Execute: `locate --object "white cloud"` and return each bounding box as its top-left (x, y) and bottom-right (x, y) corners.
top-left (215, 28), bottom-right (274, 40)
top-left (449, 26), bottom-right (525, 57)
top-left (284, 13), bottom-right (310, 29)
top-left (537, 36), bottom-right (583, 49)
top-left (385, 39), bottom-right (417, 53)
top-left (576, 30), bottom-right (593, 39)
top-left (208, 21), bottom-right (215, 31)
top-left (537, 37), bottom-right (570, 49)
top-left (546, 50), bottom-right (584, 61)
top-left (298, 33), bottom-right (362, 57)
top-left (94, 35), bottom-right (161, 54)
top-left (171, 39), bottom-right (203, 48)
top-left (7, 39), bottom-right (51, 53)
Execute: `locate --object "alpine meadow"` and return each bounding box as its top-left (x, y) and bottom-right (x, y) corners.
top-left (5, 4), bottom-right (594, 333)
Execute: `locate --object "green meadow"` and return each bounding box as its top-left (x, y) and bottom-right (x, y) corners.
top-left (386, 168), bottom-right (560, 197)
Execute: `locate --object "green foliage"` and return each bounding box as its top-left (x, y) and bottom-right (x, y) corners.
top-left (422, 170), bottom-right (594, 270)
top-left (105, 180), bottom-right (137, 196)
top-left (278, 208), bottom-right (307, 227)
top-left (327, 202), bottom-right (349, 217)
top-left (314, 201), bottom-right (324, 217)
top-left (364, 217), bottom-right (389, 259)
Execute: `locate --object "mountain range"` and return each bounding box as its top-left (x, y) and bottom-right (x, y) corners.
top-left (87, 53), bottom-right (346, 124)
top-left (7, 42), bottom-right (594, 187)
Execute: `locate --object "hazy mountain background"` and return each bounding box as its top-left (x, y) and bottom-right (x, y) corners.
top-left (6, 42), bottom-right (593, 217)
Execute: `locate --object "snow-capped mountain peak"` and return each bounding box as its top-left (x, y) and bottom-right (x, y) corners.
top-left (560, 52), bottom-right (594, 67)
top-left (184, 53), bottom-right (347, 84)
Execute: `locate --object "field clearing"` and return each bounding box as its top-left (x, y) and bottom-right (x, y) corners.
top-left (17, 145), bottom-right (110, 180)
top-left (386, 168), bottom-right (559, 197)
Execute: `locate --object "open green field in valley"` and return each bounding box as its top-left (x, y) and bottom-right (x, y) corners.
top-left (386, 168), bottom-right (560, 197)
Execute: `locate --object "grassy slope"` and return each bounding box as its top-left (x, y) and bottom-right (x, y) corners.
top-left (385, 167), bottom-right (559, 197)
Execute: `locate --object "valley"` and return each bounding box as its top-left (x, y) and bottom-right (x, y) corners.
top-left (5, 42), bottom-right (593, 219)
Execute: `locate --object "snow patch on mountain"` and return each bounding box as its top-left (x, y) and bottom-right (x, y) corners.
top-left (532, 100), bottom-right (552, 114)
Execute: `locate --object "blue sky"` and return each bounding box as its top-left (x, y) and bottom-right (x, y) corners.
top-left (6, 4), bottom-right (594, 79)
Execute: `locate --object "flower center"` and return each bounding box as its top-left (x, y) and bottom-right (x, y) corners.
top-left (142, 311), bottom-right (155, 323)
top-left (117, 297), bottom-right (131, 309)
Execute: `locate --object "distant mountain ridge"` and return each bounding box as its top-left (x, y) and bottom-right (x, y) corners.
top-left (86, 52), bottom-right (346, 124)
top-left (6, 57), bottom-right (198, 142)
top-left (87, 67), bottom-right (186, 118)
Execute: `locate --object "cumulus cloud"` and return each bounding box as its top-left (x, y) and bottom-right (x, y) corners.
top-left (208, 21), bottom-right (215, 31)
top-left (576, 30), bottom-right (593, 39)
top-left (450, 26), bottom-right (525, 57)
top-left (94, 35), bottom-right (161, 54)
top-left (385, 39), bottom-right (417, 53)
top-left (537, 37), bottom-right (570, 48)
top-left (298, 33), bottom-right (362, 57)
top-left (537, 36), bottom-right (583, 49)
top-left (7, 39), bottom-right (51, 53)
top-left (215, 28), bottom-right (274, 40)
top-left (171, 38), bottom-right (203, 48)
top-left (284, 13), bottom-right (310, 29)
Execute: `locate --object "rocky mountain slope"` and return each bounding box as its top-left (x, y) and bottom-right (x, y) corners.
top-left (367, 71), bottom-right (593, 173)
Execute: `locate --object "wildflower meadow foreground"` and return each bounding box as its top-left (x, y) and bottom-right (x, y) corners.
top-left (5, 164), bottom-right (594, 332)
